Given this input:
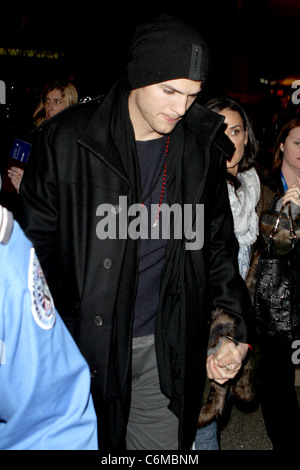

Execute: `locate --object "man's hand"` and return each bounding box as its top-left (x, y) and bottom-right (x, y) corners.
top-left (206, 338), bottom-right (249, 384)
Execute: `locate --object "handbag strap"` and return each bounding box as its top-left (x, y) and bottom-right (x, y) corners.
top-left (270, 201), bottom-right (297, 246)
top-left (288, 202), bottom-right (297, 244)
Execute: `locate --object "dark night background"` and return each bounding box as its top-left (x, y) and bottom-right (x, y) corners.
top-left (0, 0), bottom-right (300, 176)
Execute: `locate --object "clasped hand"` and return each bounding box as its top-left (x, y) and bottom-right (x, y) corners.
top-left (206, 338), bottom-right (249, 384)
top-left (282, 176), bottom-right (300, 207)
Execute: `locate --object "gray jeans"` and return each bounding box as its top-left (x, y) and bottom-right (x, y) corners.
top-left (126, 338), bottom-right (179, 450)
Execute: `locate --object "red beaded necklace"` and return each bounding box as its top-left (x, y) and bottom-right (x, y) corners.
top-left (141, 135), bottom-right (169, 228)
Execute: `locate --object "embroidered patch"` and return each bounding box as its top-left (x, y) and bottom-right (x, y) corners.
top-left (189, 44), bottom-right (202, 81)
top-left (28, 248), bottom-right (55, 329)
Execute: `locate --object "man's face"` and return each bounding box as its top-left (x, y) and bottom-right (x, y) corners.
top-left (129, 79), bottom-right (202, 141)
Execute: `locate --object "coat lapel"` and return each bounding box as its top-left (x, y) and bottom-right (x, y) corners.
top-left (77, 84), bottom-right (129, 185)
top-left (182, 104), bottom-right (227, 207)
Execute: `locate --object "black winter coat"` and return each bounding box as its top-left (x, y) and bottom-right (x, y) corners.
top-left (19, 81), bottom-right (254, 450)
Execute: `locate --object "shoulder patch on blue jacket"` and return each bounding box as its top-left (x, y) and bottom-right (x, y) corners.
top-left (28, 248), bottom-right (56, 329)
top-left (0, 206), bottom-right (14, 245)
top-left (0, 340), bottom-right (6, 364)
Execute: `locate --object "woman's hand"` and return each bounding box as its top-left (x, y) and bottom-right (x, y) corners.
top-left (282, 176), bottom-right (300, 207)
top-left (7, 167), bottom-right (24, 193)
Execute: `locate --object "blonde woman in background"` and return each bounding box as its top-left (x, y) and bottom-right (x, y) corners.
top-left (247, 117), bottom-right (300, 450)
top-left (8, 79), bottom-right (78, 192)
top-left (33, 78), bottom-right (78, 126)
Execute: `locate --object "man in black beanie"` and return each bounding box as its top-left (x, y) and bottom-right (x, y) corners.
top-left (19, 13), bottom-right (254, 450)
top-left (127, 13), bottom-right (209, 89)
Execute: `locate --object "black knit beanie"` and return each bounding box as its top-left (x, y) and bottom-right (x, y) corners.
top-left (127, 14), bottom-right (210, 89)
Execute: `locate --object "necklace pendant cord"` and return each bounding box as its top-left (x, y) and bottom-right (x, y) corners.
top-left (140, 136), bottom-right (169, 229)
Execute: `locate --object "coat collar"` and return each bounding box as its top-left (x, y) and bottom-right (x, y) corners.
top-left (184, 102), bottom-right (226, 140)
top-left (76, 82), bottom-right (233, 194)
top-left (77, 81), bottom-right (130, 184)
top-left (181, 103), bottom-right (233, 206)
top-left (183, 102), bottom-right (234, 159)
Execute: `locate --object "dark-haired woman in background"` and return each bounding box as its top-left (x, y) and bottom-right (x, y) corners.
top-left (193, 98), bottom-right (260, 450)
top-left (206, 98), bottom-right (260, 279)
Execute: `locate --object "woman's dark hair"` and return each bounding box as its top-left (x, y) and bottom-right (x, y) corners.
top-left (205, 97), bottom-right (259, 189)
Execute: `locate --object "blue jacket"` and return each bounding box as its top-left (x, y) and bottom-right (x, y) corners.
top-left (0, 206), bottom-right (98, 450)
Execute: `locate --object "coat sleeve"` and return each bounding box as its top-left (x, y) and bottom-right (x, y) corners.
top-left (19, 126), bottom-right (60, 286)
top-left (207, 142), bottom-right (255, 345)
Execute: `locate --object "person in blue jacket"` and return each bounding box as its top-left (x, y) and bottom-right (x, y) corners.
top-left (0, 204), bottom-right (98, 450)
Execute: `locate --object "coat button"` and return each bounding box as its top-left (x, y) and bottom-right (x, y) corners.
top-left (94, 315), bottom-right (103, 326)
top-left (103, 258), bottom-right (112, 269)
